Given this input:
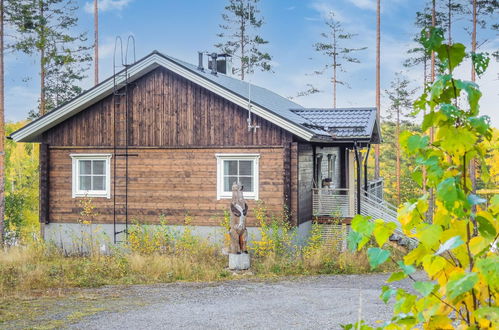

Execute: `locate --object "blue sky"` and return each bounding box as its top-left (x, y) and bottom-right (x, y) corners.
top-left (5, 0), bottom-right (499, 127)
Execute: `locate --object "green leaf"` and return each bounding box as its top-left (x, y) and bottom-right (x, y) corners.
top-left (474, 306), bottom-right (499, 324)
top-left (367, 247), bottom-right (390, 270)
top-left (438, 126), bottom-right (477, 156)
top-left (380, 285), bottom-right (396, 304)
top-left (412, 170), bottom-right (423, 187)
top-left (469, 116), bottom-right (491, 137)
top-left (454, 79), bottom-right (482, 116)
top-left (476, 256), bottom-right (499, 290)
top-left (407, 134), bottom-right (429, 153)
top-left (435, 236), bottom-right (464, 255)
top-left (347, 230), bottom-right (362, 252)
top-left (419, 27), bottom-right (444, 52)
top-left (387, 271), bottom-right (406, 283)
top-left (422, 111), bottom-right (447, 131)
top-left (413, 281), bottom-right (437, 297)
top-left (397, 261), bottom-right (416, 275)
top-left (416, 224), bottom-right (443, 249)
top-left (373, 220), bottom-right (397, 247)
top-left (430, 74), bottom-right (452, 101)
top-left (471, 52), bottom-right (490, 77)
top-left (446, 272), bottom-right (478, 300)
top-left (476, 215), bottom-right (497, 239)
top-left (436, 43), bottom-right (466, 72)
top-left (436, 177), bottom-right (459, 210)
top-left (351, 215), bottom-right (374, 250)
top-left (490, 194), bottom-right (499, 215)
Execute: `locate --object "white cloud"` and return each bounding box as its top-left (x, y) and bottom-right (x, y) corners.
top-left (347, 0), bottom-right (376, 11)
top-left (310, 1), bottom-right (348, 22)
top-left (84, 0), bottom-right (133, 14)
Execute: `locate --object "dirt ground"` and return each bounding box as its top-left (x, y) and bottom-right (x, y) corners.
top-left (2, 273), bottom-right (422, 329)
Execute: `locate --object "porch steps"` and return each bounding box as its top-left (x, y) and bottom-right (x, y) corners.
top-left (359, 190), bottom-right (418, 249)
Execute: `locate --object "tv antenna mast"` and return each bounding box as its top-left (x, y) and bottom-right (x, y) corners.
top-left (246, 2), bottom-right (259, 133)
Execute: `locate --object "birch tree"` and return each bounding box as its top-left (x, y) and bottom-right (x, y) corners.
top-left (215, 0), bottom-right (272, 80)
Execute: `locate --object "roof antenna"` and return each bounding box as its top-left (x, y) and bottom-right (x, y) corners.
top-left (246, 2), bottom-right (259, 133)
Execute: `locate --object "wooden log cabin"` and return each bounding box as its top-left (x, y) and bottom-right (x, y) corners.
top-left (10, 51), bottom-right (381, 246)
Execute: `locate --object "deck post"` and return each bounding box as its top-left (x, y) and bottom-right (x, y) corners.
top-left (353, 142), bottom-right (362, 215)
top-left (364, 144), bottom-right (371, 193)
top-left (348, 149), bottom-right (355, 216)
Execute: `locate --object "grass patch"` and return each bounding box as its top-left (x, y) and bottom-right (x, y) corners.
top-left (1, 206), bottom-right (403, 299)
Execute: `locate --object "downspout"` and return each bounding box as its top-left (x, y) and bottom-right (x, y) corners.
top-left (353, 141), bottom-right (362, 215)
top-left (364, 143), bottom-right (371, 193)
top-left (312, 145), bottom-right (317, 188)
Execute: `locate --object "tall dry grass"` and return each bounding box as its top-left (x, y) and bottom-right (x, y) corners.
top-left (0, 207), bottom-right (402, 296)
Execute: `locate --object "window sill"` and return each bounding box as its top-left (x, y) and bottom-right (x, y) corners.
top-left (217, 194), bottom-right (258, 200)
top-left (73, 192), bottom-right (110, 199)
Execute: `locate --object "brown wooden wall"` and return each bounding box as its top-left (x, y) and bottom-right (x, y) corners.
top-left (40, 66), bottom-right (301, 226)
top-left (42, 67), bottom-right (293, 147)
top-left (48, 147), bottom-right (287, 226)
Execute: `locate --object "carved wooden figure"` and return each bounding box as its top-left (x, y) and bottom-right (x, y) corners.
top-left (229, 182), bottom-right (248, 254)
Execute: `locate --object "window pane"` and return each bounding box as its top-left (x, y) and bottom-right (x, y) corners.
top-left (92, 176), bottom-right (105, 191)
top-left (224, 176), bottom-right (238, 192)
top-left (80, 160), bottom-right (92, 175)
top-left (93, 160), bottom-right (105, 175)
top-left (79, 176), bottom-right (91, 190)
top-left (224, 160), bottom-right (238, 175)
top-left (239, 160), bottom-right (253, 176)
top-left (240, 176), bottom-right (253, 192)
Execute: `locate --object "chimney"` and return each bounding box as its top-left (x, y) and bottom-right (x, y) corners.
top-left (210, 53), bottom-right (218, 75)
top-left (197, 51), bottom-right (204, 71)
top-left (216, 54), bottom-right (232, 75)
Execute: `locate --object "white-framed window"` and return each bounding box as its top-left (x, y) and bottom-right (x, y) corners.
top-left (71, 154), bottom-right (112, 198)
top-left (216, 154), bottom-right (260, 200)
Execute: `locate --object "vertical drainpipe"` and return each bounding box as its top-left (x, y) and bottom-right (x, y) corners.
top-left (364, 143), bottom-right (371, 193)
top-left (353, 141), bottom-right (362, 215)
top-left (312, 145), bottom-right (317, 188)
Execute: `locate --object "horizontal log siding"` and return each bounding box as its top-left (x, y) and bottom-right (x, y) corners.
top-left (48, 147), bottom-right (286, 226)
top-left (43, 67), bottom-right (292, 147)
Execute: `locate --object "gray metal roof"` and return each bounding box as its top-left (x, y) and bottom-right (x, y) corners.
top-left (290, 108), bottom-right (378, 141)
top-left (165, 53), bottom-right (379, 142)
top-left (164, 54), bottom-right (309, 129)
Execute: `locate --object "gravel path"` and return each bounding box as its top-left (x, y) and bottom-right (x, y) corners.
top-left (67, 273), bottom-right (420, 330)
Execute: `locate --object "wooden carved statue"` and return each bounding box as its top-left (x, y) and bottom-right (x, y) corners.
top-left (229, 182), bottom-right (248, 254)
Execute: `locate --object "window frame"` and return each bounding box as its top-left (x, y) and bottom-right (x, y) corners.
top-left (215, 153), bottom-right (260, 200)
top-left (71, 154), bottom-right (112, 198)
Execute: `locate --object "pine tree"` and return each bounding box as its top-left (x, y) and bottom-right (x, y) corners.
top-left (440, 0), bottom-right (465, 43)
top-left (384, 73), bottom-right (416, 205)
top-left (309, 12), bottom-right (366, 108)
top-left (7, 0), bottom-right (91, 116)
top-left (404, 3), bottom-right (446, 87)
top-left (467, 0), bottom-right (498, 203)
top-left (215, 0), bottom-right (272, 80)
top-left (0, 0), bottom-right (4, 245)
top-left (374, 0), bottom-right (380, 179)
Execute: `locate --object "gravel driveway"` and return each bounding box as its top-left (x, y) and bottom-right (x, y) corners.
top-left (65, 273), bottom-right (418, 330)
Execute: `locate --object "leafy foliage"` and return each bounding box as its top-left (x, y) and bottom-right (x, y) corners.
top-left (345, 28), bottom-right (498, 329)
top-left (376, 121), bottom-right (422, 205)
top-left (4, 122), bottom-right (39, 240)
